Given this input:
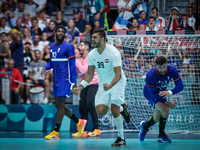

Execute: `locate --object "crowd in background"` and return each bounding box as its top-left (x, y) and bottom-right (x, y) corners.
top-left (0, 0), bottom-right (199, 105)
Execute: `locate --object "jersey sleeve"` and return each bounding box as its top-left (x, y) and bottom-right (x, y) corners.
top-left (146, 73), bottom-right (167, 103)
top-left (88, 52), bottom-right (94, 66)
top-left (66, 44), bottom-right (75, 59)
top-left (112, 50), bottom-right (122, 67)
top-left (99, 0), bottom-right (105, 7)
top-left (170, 67), bottom-right (184, 94)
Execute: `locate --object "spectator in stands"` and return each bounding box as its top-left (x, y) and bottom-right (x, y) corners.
top-left (1, 32), bottom-right (8, 43)
top-left (33, 0), bottom-right (46, 15)
top-left (117, 0), bottom-right (134, 22)
top-left (31, 34), bottom-right (43, 60)
top-left (129, 18), bottom-right (139, 31)
top-left (21, 27), bottom-right (32, 44)
top-left (141, 63), bottom-right (153, 78)
top-left (0, 58), bottom-right (23, 104)
top-left (38, 32), bottom-right (50, 50)
top-left (66, 19), bottom-right (80, 46)
top-left (133, 0), bottom-right (147, 20)
top-left (179, 15), bottom-right (193, 30)
top-left (142, 45), bottom-right (154, 63)
top-left (138, 10), bottom-right (149, 26)
top-left (180, 63), bottom-right (193, 78)
top-left (151, 7), bottom-right (165, 31)
top-left (166, 7), bottom-right (181, 31)
top-left (186, 6), bottom-right (196, 30)
top-left (182, 48), bottom-right (193, 65)
top-left (24, 0), bottom-right (38, 18)
top-left (55, 11), bottom-right (67, 27)
top-left (23, 42), bottom-right (33, 79)
top-left (26, 50), bottom-right (50, 104)
top-left (167, 48), bottom-right (182, 72)
top-left (84, 0), bottom-right (105, 29)
top-left (30, 17), bottom-right (42, 39)
top-left (0, 17), bottom-right (11, 34)
top-left (125, 62), bottom-right (141, 78)
top-left (0, 3), bottom-right (10, 18)
top-left (73, 8), bottom-right (92, 41)
top-left (138, 24), bottom-right (146, 31)
top-left (136, 55), bottom-right (147, 76)
top-left (22, 11), bottom-right (32, 30)
top-left (0, 43), bottom-right (9, 70)
top-left (146, 16), bottom-right (156, 31)
top-left (38, 10), bottom-right (50, 31)
top-left (2, 41), bottom-right (11, 68)
top-left (43, 20), bottom-right (55, 43)
top-left (10, 29), bottom-right (24, 76)
top-left (14, 17), bottom-right (25, 34)
top-left (8, 0), bottom-right (17, 12)
top-left (45, 0), bottom-right (58, 17)
top-left (4, 10), bottom-right (17, 28)
top-left (13, 1), bottom-right (25, 18)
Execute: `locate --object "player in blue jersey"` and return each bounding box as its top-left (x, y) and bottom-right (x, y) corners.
top-left (41, 25), bottom-right (87, 139)
top-left (139, 56), bottom-right (184, 143)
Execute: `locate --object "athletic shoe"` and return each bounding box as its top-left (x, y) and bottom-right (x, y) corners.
top-left (157, 132), bottom-right (172, 143)
top-left (76, 119), bottom-right (87, 137)
top-left (139, 121), bottom-right (149, 141)
top-left (45, 130), bottom-right (60, 140)
top-left (88, 129), bottom-right (101, 137)
top-left (26, 98), bottom-right (31, 104)
top-left (121, 102), bottom-right (131, 124)
top-left (72, 131), bottom-right (88, 137)
top-left (43, 97), bottom-right (49, 104)
top-left (111, 137), bottom-right (126, 147)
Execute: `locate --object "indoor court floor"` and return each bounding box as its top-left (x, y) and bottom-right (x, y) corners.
top-left (0, 132), bottom-right (200, 150)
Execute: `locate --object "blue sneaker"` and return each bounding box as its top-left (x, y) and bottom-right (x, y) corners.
top-left (157, 132), bottom-right (172, 143)
top-left (138, 121), bottom-right (148, 141)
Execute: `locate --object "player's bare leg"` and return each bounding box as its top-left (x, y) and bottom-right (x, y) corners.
top-left (45, 97), bottom-right (87, 139)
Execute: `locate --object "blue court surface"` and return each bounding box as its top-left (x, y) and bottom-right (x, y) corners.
top-left (0, 132), bottom-right (200, 150)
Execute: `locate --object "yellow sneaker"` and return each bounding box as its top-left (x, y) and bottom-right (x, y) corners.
top-left (76, 119), bottom-right (87, 137)
top-left (45, 130), bottom-right (60, 140)
top-left (72, 131), bottom-right (88, 137)
top-left (88, 129), bottom-right (101, 137)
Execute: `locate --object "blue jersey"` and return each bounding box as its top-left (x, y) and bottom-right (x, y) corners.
top-left (144, 65), bottom-right (184, 103)
top-left (44, 41), bottom-right (76, 85)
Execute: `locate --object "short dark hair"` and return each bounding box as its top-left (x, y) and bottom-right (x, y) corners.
top-left (181, 14), bottom-right (187, 18)
top-left (187, 6), bottom-right (193, 10)
top-left (81, 41), bottom-right (91, 50)
top-left (152, 7), bottom-right (158, 11)
top-left (139, 10), bottom-right (145, 15)
top-left (149, 16), bottom-right (155, 20)
top-left (92, 29), bottom-right (106, 41)
top-left (55, 25), bottom-right (66, 33)
top-left (156, 56), bottom-right (167, 65)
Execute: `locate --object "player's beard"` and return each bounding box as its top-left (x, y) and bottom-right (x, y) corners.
top-left (56, 34), bottom-right (65, 42)
top-left (93, 40), bottom-right (100, 48)
top-left (158, 70), bottom-right (166, 76)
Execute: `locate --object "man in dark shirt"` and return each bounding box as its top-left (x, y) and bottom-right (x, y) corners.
top-left (73, 8), bottom-right (91, 41)
top-left (9, 29), bottom-right (24, 76)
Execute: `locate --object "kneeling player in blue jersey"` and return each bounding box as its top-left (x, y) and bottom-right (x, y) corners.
top-left (139, 56), bottom-right (184, 143)
top-left (41, 25), bottom-right (87, 139)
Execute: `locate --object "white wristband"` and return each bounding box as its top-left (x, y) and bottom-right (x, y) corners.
top-left (80, 80), bottom-right (89, 88)
top-left (168, 90), bottom-right (173, 96)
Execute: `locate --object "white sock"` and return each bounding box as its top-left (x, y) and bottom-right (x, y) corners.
top-left (114, 114), bottom-right (124, 139)
top-left (106, 107), bottom-right (111, 115)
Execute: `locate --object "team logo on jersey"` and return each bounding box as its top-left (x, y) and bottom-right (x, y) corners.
top-left (105, 59), bottom-right (109, 63)
top-left (57, 48), bottom-right (60, 53)
top-left (52, 52), bottom-right (57, 58)
top-left (50, 49), bottom-right (52, 52)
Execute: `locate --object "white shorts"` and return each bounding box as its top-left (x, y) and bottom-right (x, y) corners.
top-left (95, 82), bottom-right (126, 107)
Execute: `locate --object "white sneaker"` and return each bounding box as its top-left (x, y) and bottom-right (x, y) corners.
top-left (26, 98), bottom-right (31, 104)
top-left (43, 97), bottom-right (49, 104)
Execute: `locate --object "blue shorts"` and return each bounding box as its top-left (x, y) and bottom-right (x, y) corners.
top-left (53, 82), bottom-right (71, 98)
top-left (145, 96), bottom-right (159, 110)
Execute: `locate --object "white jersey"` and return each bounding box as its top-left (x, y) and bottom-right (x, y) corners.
top-left (88, 44), bottom-right (126, 90)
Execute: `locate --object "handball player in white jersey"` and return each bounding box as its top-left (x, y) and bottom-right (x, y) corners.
top-left (73, 29), bottom-right (131, 147)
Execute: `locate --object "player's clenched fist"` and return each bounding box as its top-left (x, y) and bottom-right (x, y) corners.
top-left (73, 87), bottom-right (81, 95)
top-left (103, 83), bottom-right (111, 91)
top-left (165, 101), bottom-right (178, 109)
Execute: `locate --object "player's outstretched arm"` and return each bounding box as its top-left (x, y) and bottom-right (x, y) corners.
top-left (73, 65), bottom-right (95, 95)
top-left (103, 66), bottom-right (121, 91)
